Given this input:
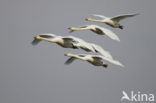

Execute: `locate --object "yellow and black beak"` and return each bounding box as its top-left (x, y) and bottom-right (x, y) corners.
top-left (68, 27), bottom-right (72, 30)
top-left (65, 53), bottom-right (69, 56)
top-left (85, 17), bottom-right (91, 21)
top-left (35, 35), bottom-right (40, 39)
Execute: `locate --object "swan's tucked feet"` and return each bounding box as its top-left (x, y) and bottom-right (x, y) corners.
top-left (103, 64), bottom-right (108, 68)
top-left (95, 49), bottom-right (98, 53)
top-left (119, 25), bottom-right (124, 29)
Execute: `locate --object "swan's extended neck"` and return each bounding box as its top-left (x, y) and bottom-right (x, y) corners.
top-left (68, 54), bottom-right (86, 61)
top-left (36, 36), bottom-right (56, 43)
top-left (87, 18), bottom-right (104, 23)
top-left (70, 27), bottom-right (88, 31)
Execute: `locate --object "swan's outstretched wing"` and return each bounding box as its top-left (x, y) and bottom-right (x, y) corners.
top-left (32, 39), bottom-right (42, 45)
top-left (103, 57), bottom-right (124, 67)
top-left (62, 37), bottom-right (75, 42)
top-left (91, 43), bottom-right (113, 59)
top-left (32, 33), bottom-right (57, 45)
top-left (97, 26), bottom-right (120, 42)
top-left (92, 14), bottom-right (108, 19)
top-left (67, 36), bottom-right (95, 52)
top-left (65, 57), bottom-right (77, 64)
top-left (79, 25), bottom-right (89, 28)
top-left (65, 54), bottom-right (86, 64)
top-left (91, 56), bottom-right (103, 61)
top-left (97, 55), bottom-right (124, 67)
top-left (66, 36), bottom-right (87, 44)
top-left (111, 13), bottom-right (139, 22)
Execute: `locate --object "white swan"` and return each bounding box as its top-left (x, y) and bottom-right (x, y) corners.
top-left (64, 53), bottom-right (124, 67)
top-left (32, 34), bottom-right (114, 59)
top-left (32, 33), bottom-right (78, 49)
top-left (32, 33), bottom-right (96, 52)
top-left (85, 13), bottom-right (139, 29)
top-left (68, 25), bottom-right (120, 42)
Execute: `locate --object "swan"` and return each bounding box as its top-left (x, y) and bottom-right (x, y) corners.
top-left (68, 25), bottom-right (120, 42)
top-left (64, 53), bottom-right (124, 67)
top-left (32, 34), bottom-right (113, 59)
top-left (32, 33), bottom-right (96, 52)
top-left (32, 33), bottom-right (78, 49)
top-left (85, 13), bottom-right (139, 29)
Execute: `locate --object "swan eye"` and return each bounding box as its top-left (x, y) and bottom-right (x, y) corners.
top-left (35, 35), bottom-right (40, 39)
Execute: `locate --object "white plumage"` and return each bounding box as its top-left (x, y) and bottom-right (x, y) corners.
top-left (32, 33), bottom-right (114, 59)
top-left (68, 25), bottom-right (120, 42)
top-left (86, 13), bottom-right (139, 29)
top-left (65, 53), bottom-right (124, 67)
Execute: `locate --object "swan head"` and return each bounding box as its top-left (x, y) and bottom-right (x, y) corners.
top-left (85, 17), bottom-right (91, 21)
top-left (68, 27), bottom-right (73, 30)
top-left (35, 35), bottom-right (40, 39)
top-left (65, 53), bottom-right (70, 56)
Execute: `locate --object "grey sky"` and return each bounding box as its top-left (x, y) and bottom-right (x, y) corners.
top-left (0, 0), bottom-right (156, 103)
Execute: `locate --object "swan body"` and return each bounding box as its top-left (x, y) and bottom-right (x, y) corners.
top-left (32, 34), bottom-right (114, 59)
top-left (32, 33), bottom-right (77, 49)
top-left (86, 13), bottom-right (139, 29)
top-left (65, 53), bottom-right (124, 67)
top-left (68, 25), bottom-right (120, 42)
top-left (31, 34), bottom-right (98, 52)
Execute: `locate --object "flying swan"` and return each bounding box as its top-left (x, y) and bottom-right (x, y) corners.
top-left (64, 53), bottom-right (124, 67)
top-left (85, 13), bottom-right (139, 29)
top-left (32, 34), bottom-right (113, 59)
top-left (32, 33), bottom-right (78, 49)
top-left (68, 25), bottom-right (120, 42)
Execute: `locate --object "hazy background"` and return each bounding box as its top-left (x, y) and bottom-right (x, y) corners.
top-left (0, 0), bottom-right (156, 103)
